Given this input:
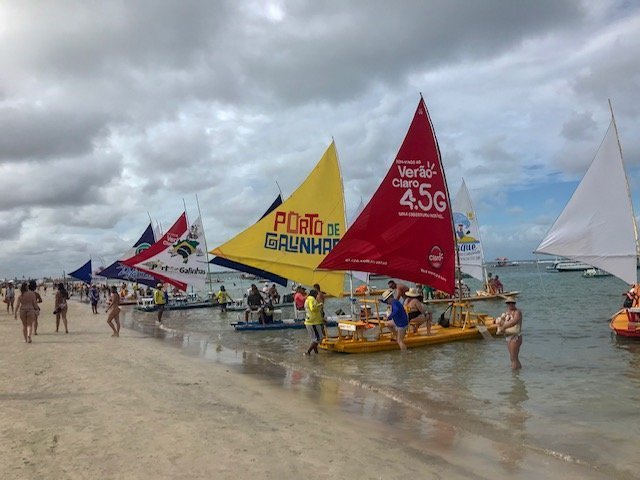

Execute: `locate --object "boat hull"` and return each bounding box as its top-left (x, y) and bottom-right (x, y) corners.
top-left (232, 319), bottom-right (339, 331)
top-left (136, 301), bottom-right (216, 312)
top-left (320, 322), bottom-right (499, 353)
top-left (610, 309), bottom-right (640, 338)
top-left (424, 291), bottom-right (520, 305)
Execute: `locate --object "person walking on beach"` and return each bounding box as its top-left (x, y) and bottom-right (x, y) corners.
top-left (15, 282), bottom-right (38, 343)
top-left (304, 289), bottom-right (325, 355)
top-left (89, 284), bottom-right (100, 314)
top-left (496, 297), bottom-right (523, 370)
top-left (29, 280), bottom-right (42, 335)
top-left (106, 286), bottom-right (121, 337)
top-left (154, 283), bottom-right (167, 324)
top-left (381, 289), bottom-right (409, 351)
top-left (5, 281), bottom-right (15, 314)
top-left (55, 283), bottom-right (69, 333)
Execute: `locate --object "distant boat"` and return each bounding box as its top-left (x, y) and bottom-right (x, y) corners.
top-left (494, 257), bottom-right (519, 267)
top-left (583, 268), bottom-right (612, 278)
top-left (546, 260), bottom-right (593, 272)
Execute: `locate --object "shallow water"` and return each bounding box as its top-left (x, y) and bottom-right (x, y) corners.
top-left (122, 267), bottom-right (640, 478)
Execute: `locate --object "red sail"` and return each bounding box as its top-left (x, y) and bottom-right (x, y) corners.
top-left (121, 212), bottom-right (189, 291)
top-left (319, 97), bottom-right (456, 294)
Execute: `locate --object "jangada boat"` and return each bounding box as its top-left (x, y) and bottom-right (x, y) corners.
top-left (534, 101), bottom-right (640, 338)
top-left (122, 213), bottom-right (212, 306)
top-left (317, 96), bottom-right (496, 353)
top-left (210, 142), bottom-right (348, 331)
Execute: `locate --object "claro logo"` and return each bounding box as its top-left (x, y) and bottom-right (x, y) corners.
top-left (428, 246), bottom-right (444, 269)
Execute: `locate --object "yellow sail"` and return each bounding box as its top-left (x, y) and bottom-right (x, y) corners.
top-left (211, 142), bottom-right (346, 297)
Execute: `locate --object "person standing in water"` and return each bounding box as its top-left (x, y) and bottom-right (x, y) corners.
top-left (154, 283), bottom-right (167, 325)
top-left (496, 297), bottom-right (523, 370)
top-left (381, 289), bottom-right (409, 351)
top-left (106, 286), bottom-right (121, 337)
top-left (303, 289), bottom-right (325, 355)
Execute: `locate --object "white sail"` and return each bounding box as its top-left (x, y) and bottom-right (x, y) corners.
top-left (452, 179), bottom-right (485, 282)
top-left (535, 119), bottom-right (638, 285)
top-left (124, 214), bottom-right (208, 292)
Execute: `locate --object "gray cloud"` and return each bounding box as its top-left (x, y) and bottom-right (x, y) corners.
top-left (0, 0), bottom-right (639, 277)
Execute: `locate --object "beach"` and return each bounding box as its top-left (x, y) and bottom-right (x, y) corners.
top-left (0, 293), bottom-right (617, 479)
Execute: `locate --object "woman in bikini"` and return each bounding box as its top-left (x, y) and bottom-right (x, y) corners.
top-left (15, 282), bottom-right (39, 343)
top-left (55, 283), bottom-right (70, 333)
top-left (496, 297), bottom-right (523, 370)
top-left (404, 287), bottom-right (432, 335)
top-left (106, 286), bottom-right (121, 337)
top-left (29, 280), bottom-right (42, 335)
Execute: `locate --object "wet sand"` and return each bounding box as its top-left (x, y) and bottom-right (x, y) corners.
top-left (0, 295), bottom-right (611, 479)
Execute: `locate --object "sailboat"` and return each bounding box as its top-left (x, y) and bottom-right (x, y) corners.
top-left (317, 96), bottom-right (497, 353)
top-left (210, 142), bottom-right (348, 330)
top-left (68, 260), bottom-right (92, 284)
top-left (97, 223), bottom-right (160, 294)
top-left (533, 102), bottom-right (639, 338)
top-left (210, 194), bottom-right (289, 288)
top-left (435, 178), bottom-right (520, 304)
top-left (121, 213), bottom-right (215, 311)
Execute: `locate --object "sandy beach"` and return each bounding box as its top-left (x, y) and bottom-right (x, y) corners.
top-left (1, 294), bottom-right (611, 480)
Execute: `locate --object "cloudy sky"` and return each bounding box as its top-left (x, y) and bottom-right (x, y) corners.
top-left (1, 0), bottom-right (639, 279)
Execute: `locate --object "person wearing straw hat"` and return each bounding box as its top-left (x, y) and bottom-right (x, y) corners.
top-left (496, 296), bottom-right (522, 370)
top-left (380, 289), bottom-right (408, 351)
top-left (153, 283), bottom-right (167, 325)
top-left (405, 287), bottom-right (432, 335)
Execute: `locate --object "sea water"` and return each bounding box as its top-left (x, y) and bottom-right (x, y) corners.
top-left (123, 266), bottom-right (640, 478)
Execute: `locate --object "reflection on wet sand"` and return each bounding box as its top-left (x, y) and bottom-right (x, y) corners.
top-left (495, 373), bottom-right (530, 473)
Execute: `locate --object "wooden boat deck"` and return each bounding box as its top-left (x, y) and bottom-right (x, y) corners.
top-left (319, 300), bottom-right (497, 353)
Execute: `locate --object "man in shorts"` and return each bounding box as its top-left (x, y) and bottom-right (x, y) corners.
top-left (381, 289), bottom-right (409, 351)
top-left (154, 283), bottom-right (167, 324)
top-left (303, 289), bottom-right (325, 355)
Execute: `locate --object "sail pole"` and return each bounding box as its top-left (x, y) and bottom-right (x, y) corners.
top-left (609, 99), bottom-right (640, 260)
top-left (420, 92), bottom-right (461, 302)
top-left (196, 194), bottom-right (213, 297)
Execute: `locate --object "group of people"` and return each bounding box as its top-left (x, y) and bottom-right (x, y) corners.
top-left (485, 273), bottom-right (504, 294)
top-left (6, 281), bottom-right (68, 343)
top-left (381, 279), bottom-right (522, 368)
top-left (379, 280), bottom-right (434, 352)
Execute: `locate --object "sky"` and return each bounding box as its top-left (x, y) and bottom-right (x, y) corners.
top-left (1, 0), bottom-right (640, 279)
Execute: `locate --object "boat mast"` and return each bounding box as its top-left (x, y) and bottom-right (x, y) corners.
top-left (609, 99), bottom-right (640, 260)
top-left (196, 194), bottom-right (214, 296)
top-left (420, 92), bottom-right (461, 301)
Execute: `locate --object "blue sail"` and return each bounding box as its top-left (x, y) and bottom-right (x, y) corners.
top-left (210, 195), bottom-right (288, 287)
top-left (97, 223), bottom-right (159, 288)
top-left (68, 259), bottom-right (92, 284)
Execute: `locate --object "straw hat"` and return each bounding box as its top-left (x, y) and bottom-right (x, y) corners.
top-left (381, 289), bottom-right (394, 301)
top-left (504, 296), bottom-right (516, 304)
top-left (405, 287), bottom-right (421, 298)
